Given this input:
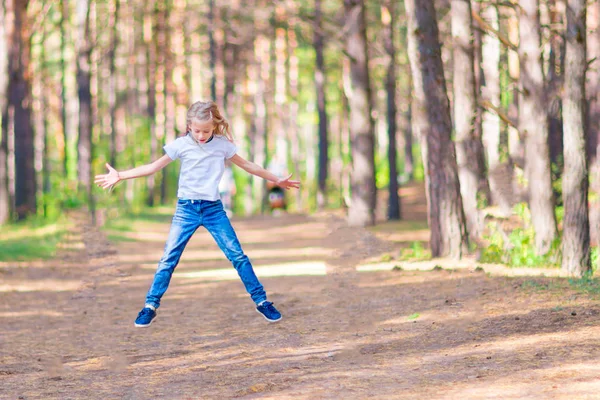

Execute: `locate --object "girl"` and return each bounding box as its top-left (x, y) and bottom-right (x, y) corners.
top-left (95, 101), bottom-right (300, 327)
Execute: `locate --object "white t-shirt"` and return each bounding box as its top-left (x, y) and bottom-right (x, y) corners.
top-left (164, 134), bottom-right (237, 201)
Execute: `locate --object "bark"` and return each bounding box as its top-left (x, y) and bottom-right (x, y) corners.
top-left (60, 0), bottom-right (69, 177)
top-left (344, 0), bottom-right (376, 227)
top-left (0, 0), bottom-right (10, 223)
top-left (315, 0), bottom-right (329, 210)
top-left (108, 0), bottom-right (120, 168)
top-left (562, 0), bottom-right (591, 276)
top-left (547, 0), bottom-right (564, 177)
top-left (208, 0), bottom-right (217, 101)
top-left (146, 1), bottom-right (158, 207)
top-left (163, 2), bottom-right (175, 204)
top-left (9, 0), bottom-right (36, 220)
top-left (507, 6), bottom-right (523, 169)
top-left (588, 0), bottom-right (600, 163)
top-left (76, 0), bottom-right (93, 205)
top-left (519, 0), bottom-right (558, 254)
top-left (452, 0), bottom-right (487, 237)
top-left (481, 4), bottom-right (509, 214)
top-left (405, 0), bottom-right (468, 258)
top-left (383, 1), bottom-right (400, 220)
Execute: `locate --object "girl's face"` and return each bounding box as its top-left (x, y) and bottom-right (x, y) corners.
top-left (189, 118), bottom-right (214, 143)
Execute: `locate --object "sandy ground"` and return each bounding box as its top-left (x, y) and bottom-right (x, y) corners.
top-left (1, 188), bottom-right (600, 399)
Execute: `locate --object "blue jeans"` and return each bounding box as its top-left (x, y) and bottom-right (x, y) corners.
top-left (145, 199), bottom-right (266, 309)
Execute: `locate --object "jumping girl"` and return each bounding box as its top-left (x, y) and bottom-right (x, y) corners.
top-left (94, 101), bottom-right (300, 327)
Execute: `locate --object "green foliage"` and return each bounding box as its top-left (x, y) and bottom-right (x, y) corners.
top-left (0, 218), bottom-right (65, 261)
top-left (480, 203), bottom-right (561, 268)
top-left (375, 151), bottom-right (390, 190)
top-left (398, 241), bottom-right (430, 261)
top-left (591, 247), bottom-right (599, 271)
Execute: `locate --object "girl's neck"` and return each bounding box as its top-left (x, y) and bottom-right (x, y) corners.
top-left (190, 133), bottom-right (215, 144)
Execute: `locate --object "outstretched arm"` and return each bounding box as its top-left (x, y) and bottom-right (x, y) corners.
top-left (229, 154), bottom-right (300, 189)
top-left (95, 154), bottom-right (173, 191)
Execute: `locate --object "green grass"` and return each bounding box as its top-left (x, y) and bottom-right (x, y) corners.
top-left (0, 219), bottom-right (65, 262)
top-left (106, 233), bottom-right (139, 243)
top-left (103, 206), bottom-right (173, 233)
top-left (407, 313), bottom-right (420, 320)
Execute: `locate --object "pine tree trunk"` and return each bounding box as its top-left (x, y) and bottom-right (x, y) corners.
top-left (208, 0), bottom-right (217, 101)
top-left (588, 0), bottom-right (600, 163)
top-left (60, 0), bottom-right (70, 178)
top-left (562, 0), bottom-right (591, 276)
top-left (344, 0), bottom-right (376, 227)
top-left (146, 1), bottom-right (158, 207)
top-left (547, 0), bottom-right (564, 183)
top-left (108, 0), bottom-right (120, 168)
top-left (314, 0), bottom-right (329, 210)
top-left (452, 0), bottom-right (486, 237)
top-left (76, 0), bottom-right (93, 210)
top-left (405, 0), bottom-right (468, 258)
top-left (519, 0), bottom-right (558, 255)
top-left (481, 4), bottom-right (509, 214)
top-left (383, 1), bottom-right (400, 220)
top-left (0, 0), bottom-right (10, 223)
top-left (9, 0), bottom-right (36, 220)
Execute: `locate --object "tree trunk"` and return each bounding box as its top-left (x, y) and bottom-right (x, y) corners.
top-left (146, 0), bottom-right (158, 207)
top-left (519, 0), bottom-right (558, 255)
top-left (8, 0), bottom-right (36, 220)
top-left (481, 4), bottom-right (509, 214)
top-left (314, 0), bottom-right (329, 210)
top-left (383, 1), bottom-right (400, 220)
top-left (108, 0), bottom-right (120, 168)
top-left (208, 0), bottom-right (217, 101)
top-left (0, 0), bottom-right (10, 223)
top-left (452, 0), bottom-right (486, 237)
top-left (405, 0), bottom-right (468, 258)
top-left (588, 0), bottom-right (600, 164)
top-left (76, 0), bottom-right (93, 212)
top-left (60, 0), bottom-right (70, 178)
top-left (562, 0), bottom-right (590, 276)
top-left (547, 0), bottom-right (564, 189)
top-left (344, 0), bottom-right (376, 227)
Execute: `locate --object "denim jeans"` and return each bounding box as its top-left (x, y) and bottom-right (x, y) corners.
top-left (145, 199), bottom-right (266, 309)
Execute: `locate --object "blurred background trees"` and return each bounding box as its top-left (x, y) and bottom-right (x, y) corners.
top-left (1, 0), bottom-right (598, 276)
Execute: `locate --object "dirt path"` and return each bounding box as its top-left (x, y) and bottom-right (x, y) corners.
top-left (1, 199), bottom-right (600, 399)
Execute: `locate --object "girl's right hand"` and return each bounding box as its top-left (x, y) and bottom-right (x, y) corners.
top-left (94, 163), bottom-right (121, 191)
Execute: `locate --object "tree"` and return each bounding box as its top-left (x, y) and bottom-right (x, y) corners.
top-left (405, 0), bottom-right (468, 258)
top-left (344, 0), bottom-right (376, 227)
top-left (314, 0), bottom-right (329, 210)
top-left (7, 0), bottom-right (36, 220)
top-left (383, 1), bottom-right (400, 220)
top-left (452, 0), bottom-right (487, 237)
top-left (60, 0), bottom-right (70, 178)
top-left (76, 0), bottom-right (94, 217)
top-left (588, 0), bottom-right (600, 163)
top-left (562, 0), bottom-right (591, 276)
top-left (108, 0), bottom-right (120, 168)
top-left (0, 0), bottom-right (10, 224)
top-left (519, 0), bottom-right (558, 255)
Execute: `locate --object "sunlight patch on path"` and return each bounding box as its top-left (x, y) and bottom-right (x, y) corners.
top-left (125, 247), bottom-right (331, 264)
top-left (356, 259), bottom-right (571, 277)
top-left (177, 261), bottom-right (328, 280)
top-left (0, 280), bottom-right (82, 292)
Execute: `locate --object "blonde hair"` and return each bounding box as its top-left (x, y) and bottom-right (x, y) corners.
top-left (186, 101), bottom-right (233, 141)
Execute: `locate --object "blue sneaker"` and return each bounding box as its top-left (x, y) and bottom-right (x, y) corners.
top-left (134, 307), bottom-right (156, 328)
top-left (256, 301), bottom-right (282, 322)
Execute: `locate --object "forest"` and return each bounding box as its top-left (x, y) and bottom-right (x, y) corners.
top-left (1, 0), bottom-right (599, 277)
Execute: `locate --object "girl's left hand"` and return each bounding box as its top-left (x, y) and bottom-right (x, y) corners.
top-left (276, 174), bottom-right (301, 190)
